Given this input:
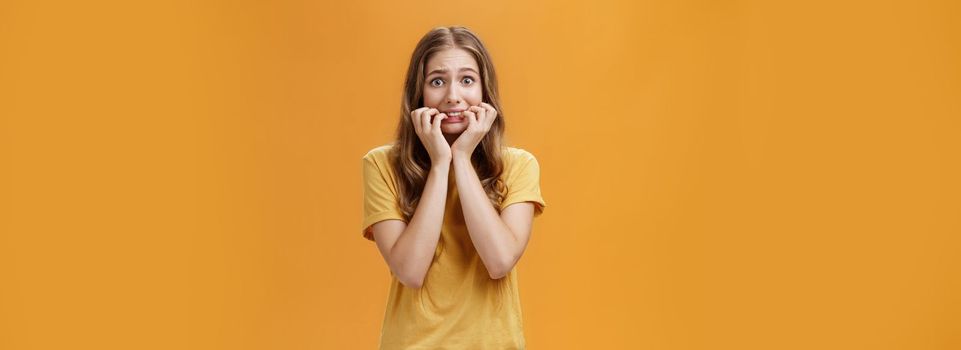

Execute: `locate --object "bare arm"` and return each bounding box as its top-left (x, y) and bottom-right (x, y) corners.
top-left (370, 162), bottom-right (449, 288)
top-left (452, 155), bottom-right (536, 279)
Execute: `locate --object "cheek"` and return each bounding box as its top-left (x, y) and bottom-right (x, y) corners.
top-left (422, 90), bottom-right (442, 106)
top-left (465, 87), bottom-right (483, 104)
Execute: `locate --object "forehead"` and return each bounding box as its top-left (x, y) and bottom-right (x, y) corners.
top-left (425, 48), bottom-right (478, 73)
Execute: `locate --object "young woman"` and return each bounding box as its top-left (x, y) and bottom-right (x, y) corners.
top-left (361, 26), bottom-right (546, 349)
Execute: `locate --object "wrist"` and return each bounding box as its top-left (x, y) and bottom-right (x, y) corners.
top-left (451, 155), bottom-right (474, 172)
top-left (452, 153), bottom-right (472, 165)
top-left (451, 150), bottom-right (472, 161)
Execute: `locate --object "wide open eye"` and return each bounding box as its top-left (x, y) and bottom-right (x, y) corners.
top-left (462, 77), bottom-right (475, 85)
top-left (430, 78), bottom-right (443, 87)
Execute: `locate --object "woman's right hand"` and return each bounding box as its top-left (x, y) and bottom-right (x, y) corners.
top-left (410, 107), bottom-right (452, 166)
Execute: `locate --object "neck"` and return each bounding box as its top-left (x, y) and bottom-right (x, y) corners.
top-left (444, 133), bottom-right (457, 145)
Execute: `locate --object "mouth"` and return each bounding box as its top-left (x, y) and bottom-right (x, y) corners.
top-left (442, 115), bottom-right (464, 123)
top-left (441, 109), bottom-right (466, 123)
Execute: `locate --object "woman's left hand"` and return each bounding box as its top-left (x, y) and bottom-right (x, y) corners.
top-left (451, 102), bottom-right (498, 158)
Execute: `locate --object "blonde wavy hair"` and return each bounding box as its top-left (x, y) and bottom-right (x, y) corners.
top-left (389, 26), bottom-right (508, 220)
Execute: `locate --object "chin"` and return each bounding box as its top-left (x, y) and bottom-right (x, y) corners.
top-left (441, 125), bottom-right (466, 134)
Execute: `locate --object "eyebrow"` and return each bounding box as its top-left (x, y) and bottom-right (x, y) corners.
top-left (426, 67), bottom-right (479, 77)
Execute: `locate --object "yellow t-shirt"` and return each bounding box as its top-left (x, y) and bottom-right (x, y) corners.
top-left (361, 144), bottom-right (546, 350)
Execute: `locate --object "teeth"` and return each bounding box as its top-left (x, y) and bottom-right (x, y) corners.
top-left (448, 112), bottom-right (462, 116)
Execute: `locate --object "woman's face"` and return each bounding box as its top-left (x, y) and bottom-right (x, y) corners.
top-left (422, 48), bottom-right (483, 135)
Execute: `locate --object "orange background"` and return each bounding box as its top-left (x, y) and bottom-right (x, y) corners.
top-left (1, 0), bottom-right (959, 349)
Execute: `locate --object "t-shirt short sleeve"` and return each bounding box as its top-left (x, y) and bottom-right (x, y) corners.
top-left (361, 149), bottom-right (407, 241)
top-left (499, 149), bottom-right (547, 217)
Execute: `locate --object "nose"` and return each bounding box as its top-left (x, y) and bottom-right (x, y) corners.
top-left (445, 85), bottom-right (461, 104)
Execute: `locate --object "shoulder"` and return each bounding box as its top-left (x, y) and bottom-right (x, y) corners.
top-left (362, 144), bottom-right (394, 163)
top-left (501, 146), bottom-right (540, 176)
top-left (502, 146), bottom-right (538, 164)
